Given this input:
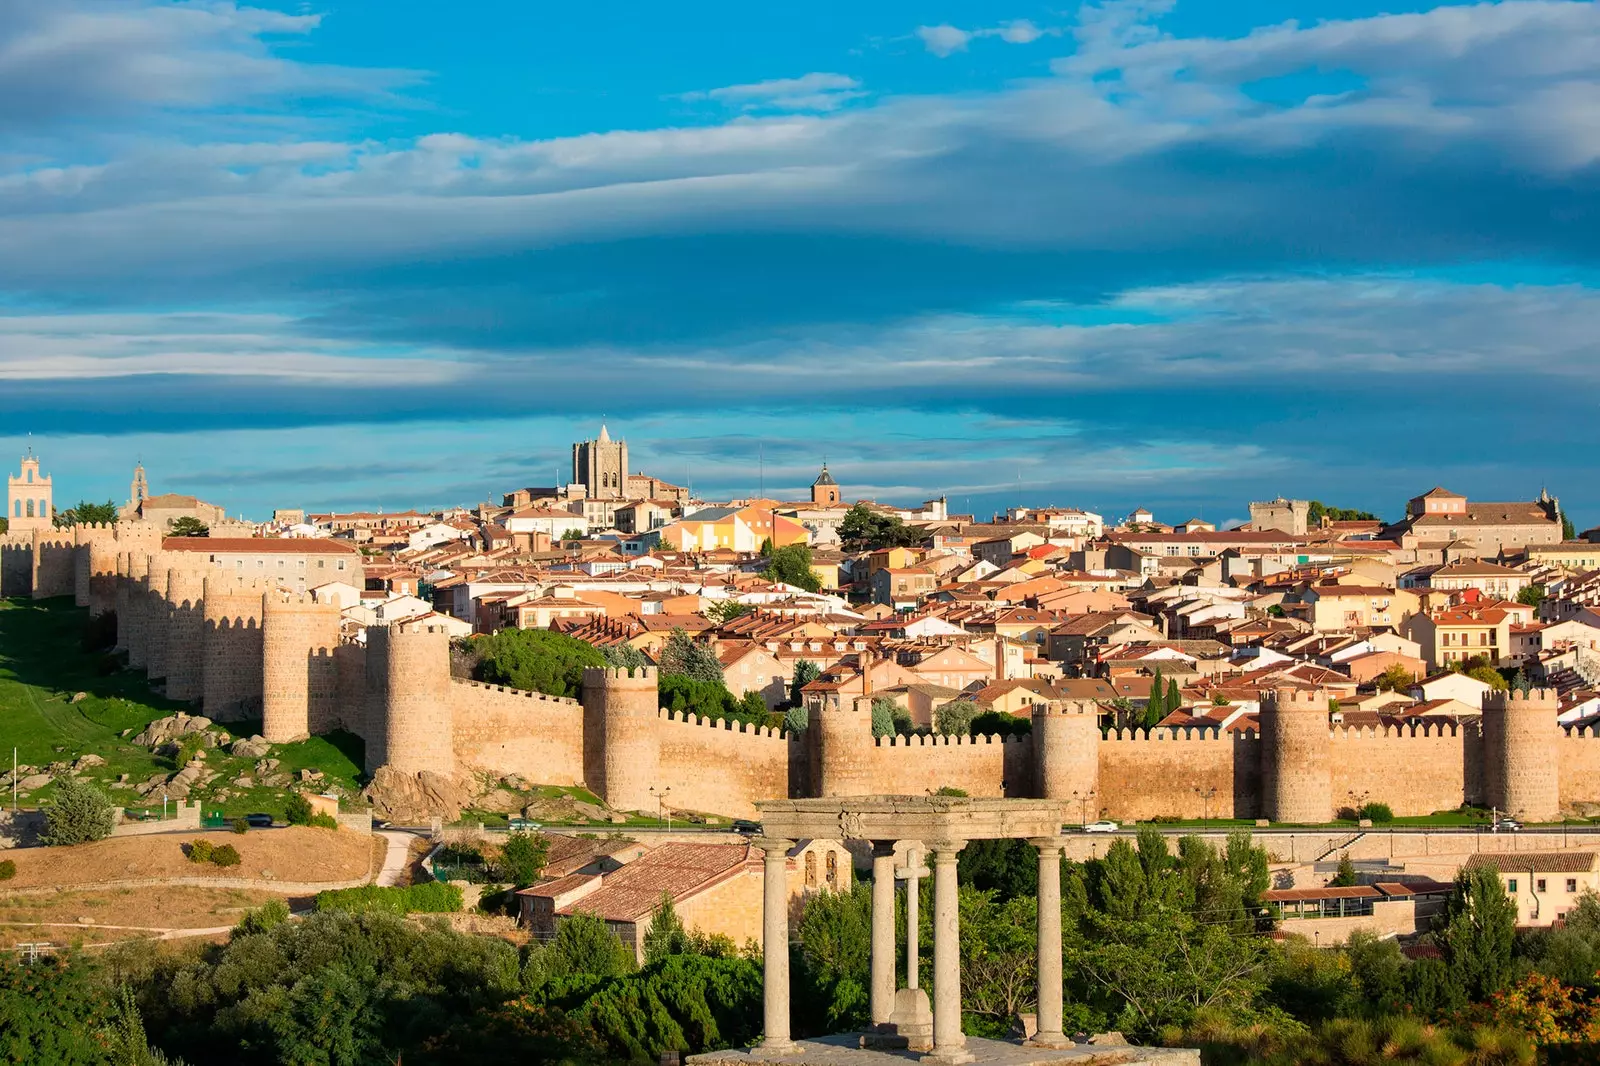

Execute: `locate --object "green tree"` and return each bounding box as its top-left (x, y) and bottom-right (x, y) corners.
top-left (934, 700), bottom-right (978, 736)
top-left (545, 912), bottom-right (635, 981)
top-left (1166, 677), bottom-right (1181, 713)
top-left (762, 543), bottom-right (823, 592)
top-left (1516, 584), bottom-right (1546, 608)
top-left (1467, 664), bottom-right (1510, 691)
top-left (1373, 663), bottom-right (1417, 692)
top-left (53, 499), bottom-right (119, 529)
top-left (602, 643), bottom-right (649, 671)
top-left (642, 892), bottom-right (690, 963)
top-left (869, 697), bottom-right (898, 738)
top-left (1144, 667), bottom-right (1167, 729)
top-left (705, 600), bottom-right (751, 624)
top-left (574, 952), bottom-right (763, 1062)
top-left (738, 690), bottom-right (768, 720)
top-left (166, 516), bottom-right (209, 537)
top-left (560, 528), bottom-right (585, 542)
top-left (0, 954), bottom-right (114, 1064)
top-left (1439, 864), bottom-right (1517, 1001)
top-left (1563, 513), bottom-right (1577, 541)
top-left (789, 660), bottom-right (821, 708)
top-left (969, 711), bottom-right (1031, 738)
top-left (1331, 853), bottom-right (1358, 887)
top-left (41, 777), bottom-right (116, 845)
top-left (473, 627), bottom-right (606, 698)
top-left (794, 883), bottom-right (872, 1033)
top-left (498, 832), bottom-right (549, 889)
top-left (838, 503), bottom-right (921, 551)
top-left (657, 627), bottom-right (725, 683)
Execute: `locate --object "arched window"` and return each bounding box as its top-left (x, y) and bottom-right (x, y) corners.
top-left (804, 851), bottom-right (816, 888)
top-left (825, 850), bottom-right (838, 886)
top-left (39, 500), bottom-right (47, 518)
top-left (11, 499), bottom-right (19, 518)
top-left (25, 499), bottom-right (34, 517)
top-left (25, 469), bottom-right (32, 484)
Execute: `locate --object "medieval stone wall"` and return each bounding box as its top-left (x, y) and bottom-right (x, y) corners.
top-left (262, 592), bottom-right (341, 743)
top-left (1261, 687), bottom-right (1334, 823)
top-left (451, 679), bottom-right (586, 786)
top-left (32, 532), bottom-right (77, 600)
top-left (656, 711), bottom-right (794, 819)
top-left (1328, 723), bottom-right (1478, 818)
top-left (365, 625), bottom-right (453, 776)
top-left (1098, 729), bottom-right (1255, 822)
top-left (201, 576), bottom-right (265, 722)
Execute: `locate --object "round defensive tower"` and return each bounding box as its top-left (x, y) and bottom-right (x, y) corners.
top-left (124, 552), bottom-right (151, 670)
top-left (1484, 687), bottom-right (1560, 822)
top-left (143, 553), bottom-right (174, 681)
top-left (807, 696), bottom-right (876, 798)
top-left (262, 591), bottom-right (340, 743)
top-left (1033, 699), bottom-right (1100, 809)
top-left (86, 535), bottom-right (117, 617)
top-left (369, 624), bottom-right (454, 776)
top-left (582, 666), bottom-right (660, 813)
top-left (201, 575), bottom-right (265, 722)
top-left (163, 566), bottom-right (207, 702)
top-left (1260, 686), bottom-right (1332, 824)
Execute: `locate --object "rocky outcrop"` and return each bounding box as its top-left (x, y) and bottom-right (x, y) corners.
top-left (230, 735), bottom-right (271, 759)
top-left (132, 714), bottom-right (213, 748)
top-left (363, 767), bottom-right (476, 823)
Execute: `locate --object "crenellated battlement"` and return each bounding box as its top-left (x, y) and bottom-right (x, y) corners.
top-left (1102, 726), bottom-right (1253, 742)
top-left (877, 732), bottom-right (1026, 748)
top-left (1485, 687), bottom-right (1560, 710)
top-left (1032, 698), bottom-right (1097, 718)
top-left (452, 677), bottom-right (581, 707)
top-left (583, 665), bottom-right (658, 685)
top-left (1333, 722), bottom-right (1463, 739)
top-left (1263, 686), bottom-right (1331, 708)
top-left (659, 709), bottom-right (790, 740)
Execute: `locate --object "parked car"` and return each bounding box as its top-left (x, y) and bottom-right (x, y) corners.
top-left (1083, 820), bottom-right (1120, 834)
top-left (731, 819), bottom-right (761, 835)
top-left (1491, 818), bottom-right (1522, 832)
top-left (245, 813), bottom-right (274, 828)
top-left (508, 819), bottom-right (542, 832)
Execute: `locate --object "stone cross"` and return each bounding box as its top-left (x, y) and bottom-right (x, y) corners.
top-left (894, 845), bottom-right (930, 989)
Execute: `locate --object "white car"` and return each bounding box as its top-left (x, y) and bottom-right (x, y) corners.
top-left (1083, 821), bottom-right (1119, 833)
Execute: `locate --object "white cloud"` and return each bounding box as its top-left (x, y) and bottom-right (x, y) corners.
top-left (917, 19), bottom-right (1055, 56)
top-left (684, 72), bottom-right (865, 112)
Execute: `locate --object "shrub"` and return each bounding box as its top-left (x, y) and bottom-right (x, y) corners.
top-left (308, 812), bottom-right (339, 829)
top-left (498, 831), bottom-right (549, 888)
top-left (934, 700), bottom-right (978, 736)
top-left (210, 843), bottom-right (241, 867)
top-left (0, 859), bottom-right (14, 881)
top-left (1358, 802), bottom-right (1395, 824)
top-left (314, 880), bottom-right (463, 914)
top-left (234, 898), bottom-right (290, 935)
top-left (283, 793), bottom-right (313, 826)
top-left (41, 778), bottom-right (116, 846)
top-left (186, 839), bottom-right (214, 863)
top-left (230, 817), bottom-right (249, 834)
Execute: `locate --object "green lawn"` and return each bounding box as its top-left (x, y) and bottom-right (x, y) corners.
top-left (0, 597), bottom-right (364, 820)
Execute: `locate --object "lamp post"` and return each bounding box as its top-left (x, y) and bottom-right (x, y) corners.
top-left (1347, 789), bottom-right (1370, 823)
top-left (1193, 786), bottom-right (1217, 831)
top-left (649, 786), bottom-right (673, 832)
top-left (1070, 788), bottom-right (1096, 829)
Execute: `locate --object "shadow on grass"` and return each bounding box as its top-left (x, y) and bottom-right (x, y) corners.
top-left (0, 596), bottom-right (194, 716)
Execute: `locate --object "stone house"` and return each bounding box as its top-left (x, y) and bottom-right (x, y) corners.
top-left (1464, 852), bottom-right (1600, 927)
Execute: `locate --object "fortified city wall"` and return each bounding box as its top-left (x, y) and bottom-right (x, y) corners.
top-left (9, 532), bottom-right (1600, 821)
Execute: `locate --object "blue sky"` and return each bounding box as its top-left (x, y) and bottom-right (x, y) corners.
top-left (3, 1), bottom-right (1600, 526)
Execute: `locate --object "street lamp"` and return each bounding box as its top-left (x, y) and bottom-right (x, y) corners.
top-left (1193, 786), bottom-right (1218, 831)
top-left (1071, 788), bottom-right (1097, 829)
top-left (649, 786), bottom-right (673, 832)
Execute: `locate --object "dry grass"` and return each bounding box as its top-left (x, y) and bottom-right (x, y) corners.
top-left (0, 826), bottom-right (373, 890)
top-left (0, 884), bottom-right (282, 948)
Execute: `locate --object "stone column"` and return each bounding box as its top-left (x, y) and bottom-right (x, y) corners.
top-left (1028, 837), bottom-right (1070, 1049)
top-left (758, 837), bottom-right (798, 1053)
top-left (898, 846), bottom-right (927, 989)
top-left (927, 840), bottom-right (972, 1064)
top-left (871, 841), bottom-right (898, 1028)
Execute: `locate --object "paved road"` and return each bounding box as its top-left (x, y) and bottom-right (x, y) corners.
top-left (375, 830), bottom-right (413, 886)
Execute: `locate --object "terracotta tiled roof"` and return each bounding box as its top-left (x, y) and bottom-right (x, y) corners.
top-left (163, 537), bottom-right (361, 554)
top-left (1465, 852), bottom-right (1600, 874)
top-left (556, 843), bottom-right (754, 923)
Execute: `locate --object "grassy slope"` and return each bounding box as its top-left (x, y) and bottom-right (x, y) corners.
top-left (0, 597), bottom-right (363, 819)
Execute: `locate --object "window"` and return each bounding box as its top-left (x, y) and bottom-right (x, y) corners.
top-left (24, 469), bottom-right (31, 484)
top-left (804, 851), bottom-right (816, 888)
top-left (318, 560), bottom-right (325, 569)
top-left (1537, 879), bottom-right (1547, 893)
top-left (1508, 878), bottom-right (1518, 893)
top-left (337, 560), bottom-right (345, 571)
top-left (1568, 879), bottom-right (1578, 893)
top-left (24, 500), bottom-right (32, 518)
top-left (10, 500), bottom-right (16, 518)
top-left (826, 850), bottom-right (838, 886)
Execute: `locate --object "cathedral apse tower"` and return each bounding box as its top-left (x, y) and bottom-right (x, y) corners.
top-left (571, 423), bottom-right (629, 500)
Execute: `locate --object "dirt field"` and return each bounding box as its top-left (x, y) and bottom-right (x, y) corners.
top-left (0, 884), bottom-right (281, 949)
top-left (0, 826), bottom-right (376, 890)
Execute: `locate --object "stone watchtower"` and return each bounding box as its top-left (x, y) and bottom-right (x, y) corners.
top-left (807, 697), bottom-right (876, 798)
top-left (581, 666), bottom-right (660, 813)
top-left (1260, 687), bottom-right (1332, 823)
top-left (366, 624), bottom-right (453, 776)
top-left (1483, 687), bottom-right (1561, 822)
top-left (1032, 699), bottom-right (1100, 814)
top-left (572, 423), bottom-right (629, 500)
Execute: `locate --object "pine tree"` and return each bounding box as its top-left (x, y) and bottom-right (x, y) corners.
top-left (1144, 667), bottom-right (1166, 729)
top-left (1166, 677), bottom-right (1181, 713)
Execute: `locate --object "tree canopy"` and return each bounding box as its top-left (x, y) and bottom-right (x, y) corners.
top-left (838, 503), bottom-right (922, 551)
top-left (166, 516), bottom-right (209, 537)
top-left (53, 500), bottom-right (118, 528)
top-left (657, 628), bottom-right (725, 684)
top-left (472, 627), bottom-right (606, 698)
top-left (762, 543), bottom-right (823, 592)
top-left (1307, 501), bottom-right (1381, 524)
